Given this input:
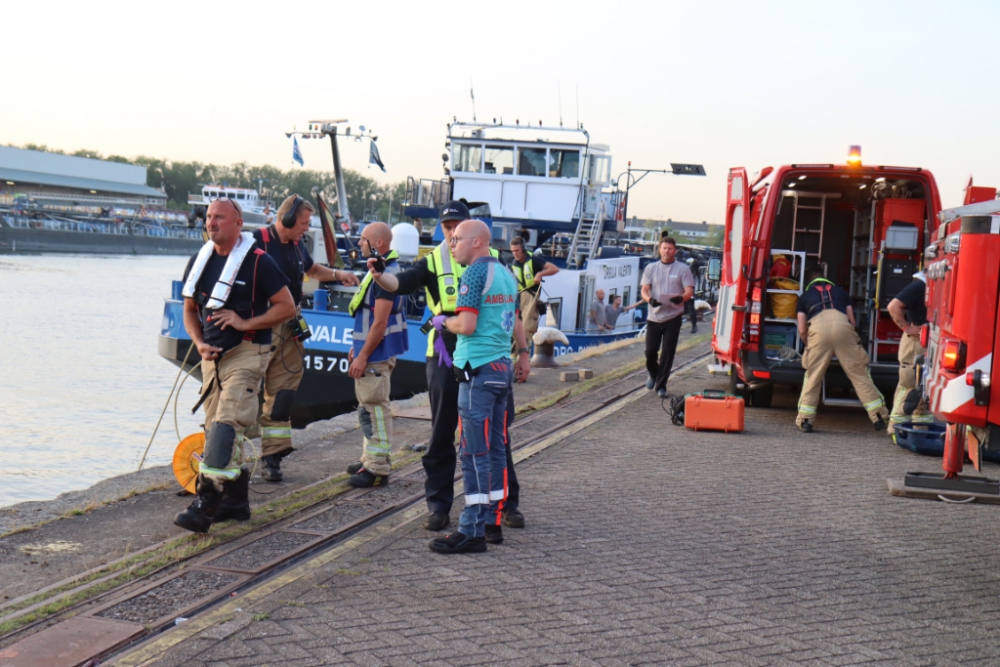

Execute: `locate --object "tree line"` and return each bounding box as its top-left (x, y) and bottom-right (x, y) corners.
top-left (12, 144), bottom-right (407, 223)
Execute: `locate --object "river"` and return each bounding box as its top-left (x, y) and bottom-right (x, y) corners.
top-left (0, 254), bottom-right (206, 509)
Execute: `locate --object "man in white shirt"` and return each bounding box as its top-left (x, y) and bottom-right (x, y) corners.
top-left (641, 237), bottom-right (695, 397)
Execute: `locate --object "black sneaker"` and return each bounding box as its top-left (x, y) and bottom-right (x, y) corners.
top-left (429, 532), bottom-right (487, 554)
top-left (799, 420), bottom-right (813, 433)
top-left (646, 377), bottom-right (655, 391)
top-left (691, 327), bottom-right (698, 334)
top-left (502, 508), bottom-right (525, 528)
top-left (657, 388), bottom-right (667, 398)
top-left (348, 468), bottom-right (389, 488)
top-left (424, 512), bottom-right (451, 531)
top-left (873, 417), bottom-right (887, 431)
top-left (346, 461), bottom-right (363, 475)
top-left (485, 525), bottom-right (504, 544)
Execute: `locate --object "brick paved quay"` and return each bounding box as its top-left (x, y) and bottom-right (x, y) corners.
top-left (113, 349), bottom-right (1000, 667)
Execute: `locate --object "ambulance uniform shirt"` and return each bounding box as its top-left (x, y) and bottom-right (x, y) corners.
top-left (796, 281), bottom-right (851, 321)
top-left (183, 250), bottom-right (289, 351)
top-left (641, 260), bottom-right (695, 323)
top-left (893, 280), bottom-right (927, 326)
top-left (252, 226), bottom-right (314, 304)
top-left (453, 256), bottom-right (518, 370)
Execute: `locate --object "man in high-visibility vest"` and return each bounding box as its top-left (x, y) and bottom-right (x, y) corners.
top-left (369, 200), bottom-right (532, 533)
top-left (345, 222), bottom-right (408, 488)
top-left (795, 265), bottom-right (889, 433)
top-left (509, 236), bottom-right (558, 348)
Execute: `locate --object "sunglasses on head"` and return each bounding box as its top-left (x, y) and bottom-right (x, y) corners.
top-left (209, 197), bottom-right (242, 215)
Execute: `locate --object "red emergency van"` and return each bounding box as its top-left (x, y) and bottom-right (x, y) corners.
top-left (921, 185), bottom-right (1000, 475)
top-left (711, 151), bottom-right (942, 407)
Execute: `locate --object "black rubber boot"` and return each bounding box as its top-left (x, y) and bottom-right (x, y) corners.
top-left (174, 475), bottom-right (224, 534)
top-left (261, 454), bottom-right (284, 482)
top-left (213, 468), bottom-right (251, 523)
top-left (346, 461), bottom-right (364, 475)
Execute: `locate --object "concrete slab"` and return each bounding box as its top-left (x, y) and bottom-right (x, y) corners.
top-left (0, 616), bottom-right (143, 667)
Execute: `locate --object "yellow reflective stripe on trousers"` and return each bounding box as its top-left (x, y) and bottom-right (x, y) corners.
top-left (798, 405), bottom-right (817, 415)
top-left (364, 405), bottom-right (390, 455)
top-left (262, 427), bottom-right (292, 439)
top-left (863, 397), bottom-right (885, 412)
top-left (199, 465), bottom-right (241, 480)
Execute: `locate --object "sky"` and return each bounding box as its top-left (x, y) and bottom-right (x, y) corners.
top-left (3, 0), bottom-right (998, 222)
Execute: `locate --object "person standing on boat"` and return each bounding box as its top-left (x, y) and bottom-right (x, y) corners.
top-left (343, 222), bottom-right (408, 488)
top-left (605, 295), bottom-right (640, 330)
top-left (251, 195), bottom-right (359, 482)
top-left (367, 200), bottom-right (531, 533)
top-left (641, 236), bottom-right (695, 398)
top-left (588, 289), bottom-right (612, 332)
top-left (794, 265), bottom-right (889, 433)
top-left (174, 198), bottom-right (295, 534)
top-left (509, 236), bottom-right (558, 348)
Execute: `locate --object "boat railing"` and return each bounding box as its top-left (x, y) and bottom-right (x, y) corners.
top-left (24, 191), bottom-right (156, 206)
top-left (4, 215), bottom-right (204, 240)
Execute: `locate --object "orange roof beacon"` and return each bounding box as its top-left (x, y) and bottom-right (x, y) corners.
top-left (711, 147), bottom-right (942, 407)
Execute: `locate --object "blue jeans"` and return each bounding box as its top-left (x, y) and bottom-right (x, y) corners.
top-left (457, 358), bottom-right (513, 538)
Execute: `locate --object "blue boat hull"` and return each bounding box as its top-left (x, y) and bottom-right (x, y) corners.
top-left (158, 299), bottom-right (431, 427)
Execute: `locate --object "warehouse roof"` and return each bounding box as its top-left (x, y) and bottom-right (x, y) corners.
top-left (0, 166), bottom-right (166, 199)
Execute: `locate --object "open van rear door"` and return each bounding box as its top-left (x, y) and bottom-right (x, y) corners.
top-left (712, 167), bottom-right (750, 365)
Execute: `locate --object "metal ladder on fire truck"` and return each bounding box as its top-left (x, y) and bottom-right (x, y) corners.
top-left (566, 199), bottom-right (607, 269)
top-left (787, 190), bottom-right (861, 406)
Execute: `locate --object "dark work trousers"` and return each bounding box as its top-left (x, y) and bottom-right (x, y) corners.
top-left (645, 316), bottom-right (684, 392)
top-left (424, 357), bottom-right (520, 515)
top-left (684, 298), bottom-right (697, 331)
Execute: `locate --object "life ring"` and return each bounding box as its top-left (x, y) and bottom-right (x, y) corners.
top-left (173, 432), bottom-right (205, 494)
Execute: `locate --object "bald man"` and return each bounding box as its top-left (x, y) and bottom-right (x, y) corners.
top-left (345, 222), bottom-right (409, 488)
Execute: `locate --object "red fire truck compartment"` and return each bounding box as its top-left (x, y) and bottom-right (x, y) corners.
top-left (712, 158), bottom-right (942, 407)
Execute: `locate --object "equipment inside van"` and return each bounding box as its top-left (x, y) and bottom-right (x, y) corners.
top-left (711, 150), bottom-right (942, 408)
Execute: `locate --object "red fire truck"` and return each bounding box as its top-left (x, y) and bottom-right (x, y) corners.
top-left (921, 183), bottom-right (1000, 478)
top-left (711, 149), bottom-right (942, 407)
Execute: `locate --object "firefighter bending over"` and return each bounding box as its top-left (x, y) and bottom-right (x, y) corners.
top-left (886, 271), bottom-right (933, 434)
top-left (795, 265), bottom-right (888, 433)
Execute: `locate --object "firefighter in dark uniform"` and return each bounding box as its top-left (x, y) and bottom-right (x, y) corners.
top-left (795, 266), bottom-right (889, 433)
top-left (370, 200), bottom-right (532, 532)
top-left (175, 198), bottom-right (295, 533)
top-left (252, 195), bottom-right (359, 482)
top-left (886, 271), bottom-right (933, 433)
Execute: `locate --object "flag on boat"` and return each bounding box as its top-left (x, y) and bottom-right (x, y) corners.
top-left (369, 139), bottom-right (386, 173)
top-left (315, 193), bottom-right (345, 269)
top-left (292, 137), bottom-right (304, 166)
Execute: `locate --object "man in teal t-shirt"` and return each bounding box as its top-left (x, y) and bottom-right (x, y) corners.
top-left (430, 220), bottom-right (518, 554)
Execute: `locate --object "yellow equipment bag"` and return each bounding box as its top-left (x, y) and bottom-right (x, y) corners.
top-left (768, 277), bottom-right (800, 319)
top-left (173, 432), bottom-right (205, 494)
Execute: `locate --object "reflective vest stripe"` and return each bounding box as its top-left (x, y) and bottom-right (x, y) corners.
top-left (348, 250), bottom-right (400, 316)
top-left (354, 319), bottom-right (407, 341)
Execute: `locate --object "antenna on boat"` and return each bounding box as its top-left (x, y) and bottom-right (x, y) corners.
top-left (470, 81), bottom-right (477, 122)
top-left (575, 84), bottom-right (580, 129)
top-left (558, 80), bottom-right (563, 128)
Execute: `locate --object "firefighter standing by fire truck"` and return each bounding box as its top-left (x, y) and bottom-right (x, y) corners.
top-left (795, 266), bottom-right (889, 433)
top-left (886, 272), bottom-right (933, 434)
top-left (252, 195), bottom-right (359, 482)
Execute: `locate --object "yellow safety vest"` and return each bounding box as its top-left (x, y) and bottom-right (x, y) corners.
top-left (512, 258), bottom-right (535, 291)
top-left (424, 243), bottom-right (500, 356)
top-left (348, 250), bottom-right (400, 316)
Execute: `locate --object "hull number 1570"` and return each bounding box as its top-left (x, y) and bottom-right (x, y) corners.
top-left (303, 354), bottom-right (349, 373)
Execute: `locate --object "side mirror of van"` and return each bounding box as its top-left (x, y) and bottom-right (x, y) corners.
top-left (707, 258), bottom-right (722, 282)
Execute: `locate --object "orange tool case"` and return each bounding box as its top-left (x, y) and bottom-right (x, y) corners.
top-left (684, 390), bottom-right (745, 433)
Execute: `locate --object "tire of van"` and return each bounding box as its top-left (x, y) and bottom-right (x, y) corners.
top-left (749, 383), bottom-right (773, 408)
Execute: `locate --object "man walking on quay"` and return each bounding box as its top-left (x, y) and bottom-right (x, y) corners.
top-left (252, 194), bottom-right (359, 483)
top-left (175, 198), bottom-right (295, 533)
top-left (642, 236), bottom-right (694, 397)
top-left (886, 271), bottom-right (933, 434)
top-left (346, 222), bottom-right (408, 488)
top-left (432, 219), bottom-right (518, 553)
top-left (509, 235), bottom-right (558, 346)
top-left (369, 200), bottom-right (531, 533)
top-left (795, 265), bottom-right (889, 433)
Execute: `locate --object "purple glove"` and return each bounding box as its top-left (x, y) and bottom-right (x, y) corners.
top-left (434, 333), bottom-right (453, 367)
top-left (432, 315), bottom-right (448, 331)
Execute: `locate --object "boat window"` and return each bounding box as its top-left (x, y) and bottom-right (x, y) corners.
top-left (551, 149), bottom-right (579, 178)
top-left (518, 148), bottom-right (547, 177)
top-left (484, 146), bottom-right (514, 175)
top-left (589, 156), bottom-right (610, 184)
top-left (454, 144), bottom-right (482, 173)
